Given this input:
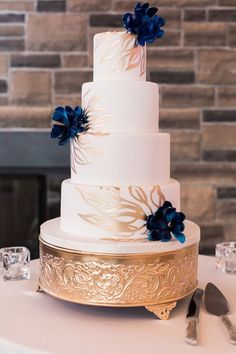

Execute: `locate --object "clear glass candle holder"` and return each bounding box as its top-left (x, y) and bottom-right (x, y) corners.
top-left (0, 246), bottom-right (30, 280)
top-left (216, 242), bottom-right (236, 274)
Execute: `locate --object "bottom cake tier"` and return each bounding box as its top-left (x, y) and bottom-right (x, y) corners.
top-left (39, 218), bottom-right (200, 319)
top-left (60, 179), bottom-right (181, 241)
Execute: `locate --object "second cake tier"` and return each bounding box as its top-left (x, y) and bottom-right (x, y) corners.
top-left (61, 179), bottom-right (180, 241)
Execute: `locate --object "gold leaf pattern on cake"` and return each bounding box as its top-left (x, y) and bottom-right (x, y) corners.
top-left (97, 32), bottom-right (145, 77)
top-left (71, 89), bottom-right (112, 173)
top-left (83, 89), bottom-right (112, 136)
top-left (71, 135), bottom-right (100, 172)
top-left (150, 185), bottom-right (166, 208)
top-left (76, 185), bottom-right (166, 240)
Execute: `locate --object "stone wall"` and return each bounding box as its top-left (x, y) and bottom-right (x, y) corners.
top-left (0, 0), bottom-right (236, 252)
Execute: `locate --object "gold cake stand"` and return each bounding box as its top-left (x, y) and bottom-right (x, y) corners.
top-left (38, 237), bottom-right (198, 319)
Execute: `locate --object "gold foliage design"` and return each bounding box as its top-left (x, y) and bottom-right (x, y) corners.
top-left (145, 302), bottom-right (177, 320)
top-left (83, 89), bottom-right (112, 136)
top-left (76, 185), bottom-right (166, 240)
top-left (71, 89), bottom-right (112, 174)
top-left (71, 134), bottom-right (100, 170)
top-left (96, 32), bottom-right (145, 77)
top-left (39, 241), bottom-right (198, 306)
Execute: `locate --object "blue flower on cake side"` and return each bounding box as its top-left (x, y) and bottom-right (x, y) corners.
top-left (51, 106), bottom-right (88, 145)
top-left (146, 201), bottom-right (186, 243)
top-left (122, 2), bottom-right (165, 46)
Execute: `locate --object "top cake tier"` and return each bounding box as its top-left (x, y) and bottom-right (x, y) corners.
top-left (94, 31), bottom-right (146, 82)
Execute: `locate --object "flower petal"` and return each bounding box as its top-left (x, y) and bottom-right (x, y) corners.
top-left (52, 107), bottom-right (69, 126)
top-left (58, 128), bottom-right (71, 145)
top-left (164, 207), bottom-right (176, 222)
top-left (141, 3), bottom-right (149, 10)
top-left (147, 7), bottom-right (157, 17)
top-left (162, 201), bottom-right (172, 209)
top-left (160, 230), bottom-right (172, 242)
top-left (149, 216), bottom-right (160, 230)
top-left (146, 214), bottom-right (153, 230)
top-left (148, 230), bottom-right (162, 241)
top-left (51, 124), bottom-right (63, 138)
top-left (134, 2), bottom-right (142, 11)
top-left (156, 29), bottom-right (165, 38)
top-left (74, 106), bottom-right (83, 116)
top-left (171, 222), bottom-right (185, 234)
top-left (178, 212), bottom-right (185, 222)
top-left (173, 232), bottom-right (186, 244)
top-left (123, 12), bottom-right (132, 21)
top-left (137, 35), bottom-right (146, 46)
top-left (172, 212), bottom-right (185, 223)
top-left (159, 17), bottom-right (166, 26)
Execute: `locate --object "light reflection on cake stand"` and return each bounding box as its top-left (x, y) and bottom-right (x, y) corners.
top-left (38, 218), bottom-right (199, 320)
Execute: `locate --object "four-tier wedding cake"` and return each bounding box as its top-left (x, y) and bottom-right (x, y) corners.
top-left (39, 3), bottom-right (200, 318)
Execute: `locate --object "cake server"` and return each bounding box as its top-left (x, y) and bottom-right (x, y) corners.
top-left (185, 288), bottom-right (204, 345)
top-left (204, 282), bottom-right (236, 345)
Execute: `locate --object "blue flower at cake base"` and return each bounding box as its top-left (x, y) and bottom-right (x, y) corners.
top-left (51, 106), bottom-right (88, 145)
top-left (122, 2), bottom-right (165, 46)
top-left (146, 201), bottom-right (186, 243)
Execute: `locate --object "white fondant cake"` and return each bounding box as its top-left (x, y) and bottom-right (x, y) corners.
top-left (40, 29), bottom-right (200, 253)
top-left (71, 133), bottom-right (170, 184)
top-left (60, 179), bottom-right (180, 240)
top-left (41, 218), bottom-right (200, 254)
top-left (82, 81), bottom-right (159, 132)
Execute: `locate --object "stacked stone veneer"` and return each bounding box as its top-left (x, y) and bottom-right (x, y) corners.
top-left (0, 0), bottom-right (235, 252)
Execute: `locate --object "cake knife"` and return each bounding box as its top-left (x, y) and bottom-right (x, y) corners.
top-left (204, 282), bottom-right (236, 345)
top-left (185, 288), bottom-right (204, 345)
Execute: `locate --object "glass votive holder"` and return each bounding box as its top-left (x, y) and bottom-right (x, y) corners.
top-left (0, 246), bottom-right (30, 280)
top-left (216, 242), bottom-right (236, 274)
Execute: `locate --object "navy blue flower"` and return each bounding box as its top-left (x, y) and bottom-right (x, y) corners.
top-left (122, 2), bottom-right (165, 46)
top-left (51, 105), bottom-right (88, 145)
top-left (146, 201), bottom-right (186, 243)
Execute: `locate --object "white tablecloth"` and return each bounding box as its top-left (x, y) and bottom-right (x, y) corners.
top-left (0, 256), bottom-right (235, 354)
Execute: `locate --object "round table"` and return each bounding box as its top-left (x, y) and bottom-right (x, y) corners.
top-left (0, 255), bottom-right (235, 354)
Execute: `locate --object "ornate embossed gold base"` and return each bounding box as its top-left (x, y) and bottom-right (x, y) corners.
top-left (145, 302), bottom-right (177, 320)
top-left (39, 237), bottom-right (198, 319)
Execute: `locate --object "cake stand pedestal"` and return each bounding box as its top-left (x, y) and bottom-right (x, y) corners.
top-left (38, 220), bottom-right (199, 319)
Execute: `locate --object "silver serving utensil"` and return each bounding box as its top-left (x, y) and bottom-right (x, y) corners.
top-left (204, 282), bottom-right (236, 345)
top-left (185, 288), bottom-right (204, 345)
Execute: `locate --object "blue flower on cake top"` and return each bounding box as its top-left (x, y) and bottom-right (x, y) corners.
top-left (122, 2), bottom-right (165, 46)
top-left (51, 106), bottom-right (88, 145)
top-left (146, 201), bottom-right (186, 243)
